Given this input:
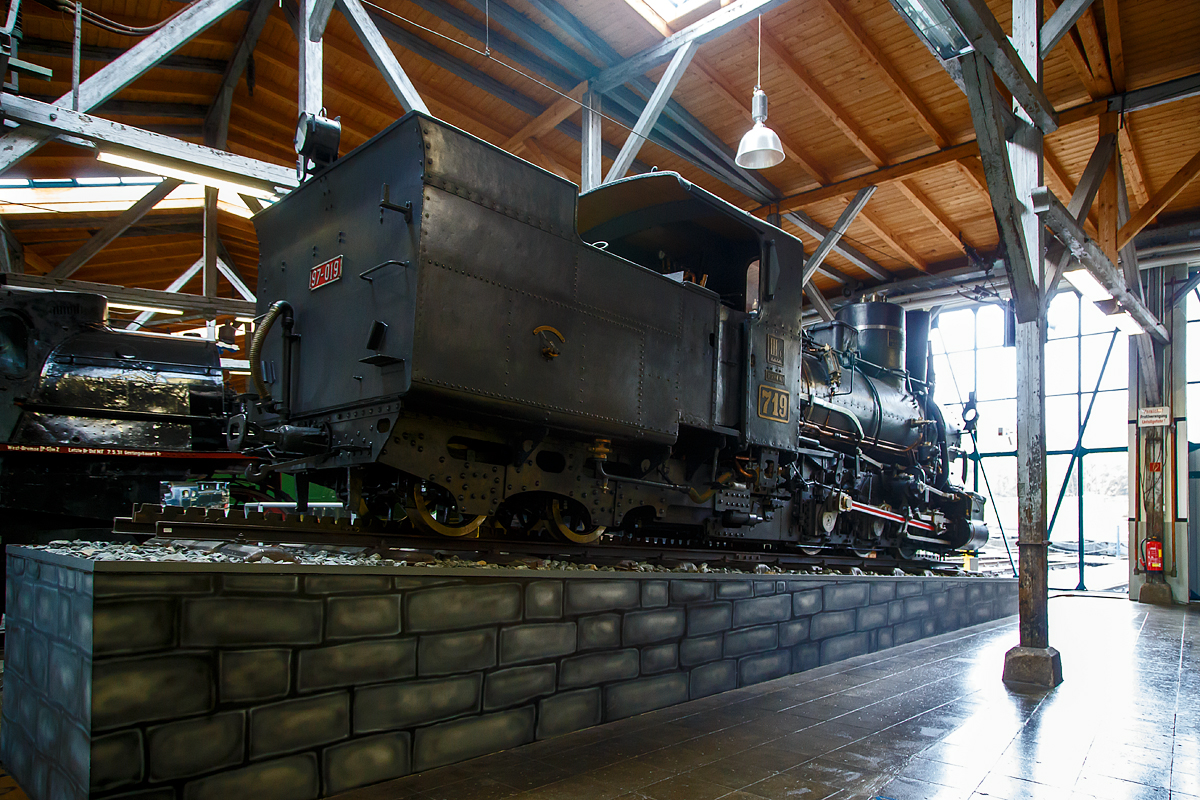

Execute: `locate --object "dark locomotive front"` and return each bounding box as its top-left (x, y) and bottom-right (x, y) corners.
top-left (235, 112), bottom-right (986, 556)
top-left (0, 286), bottom-right (233, 525)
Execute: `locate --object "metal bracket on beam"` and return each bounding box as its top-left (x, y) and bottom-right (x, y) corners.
top-left (1032, 186), bottom-right (1168, 343)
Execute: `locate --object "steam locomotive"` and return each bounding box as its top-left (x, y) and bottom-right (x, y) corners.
top-left (232, 112), bottom-right (987, 557)
top-left (0, 285), bottom-right (238, 526)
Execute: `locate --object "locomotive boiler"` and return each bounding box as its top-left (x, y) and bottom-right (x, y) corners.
top-left (232, 112), bottom-right (987, 557)
top-left (0, 285), bottom-right (236, 525)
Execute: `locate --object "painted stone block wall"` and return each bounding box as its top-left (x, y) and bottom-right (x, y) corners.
top-left (0, 547), bottom-right (1018, 800)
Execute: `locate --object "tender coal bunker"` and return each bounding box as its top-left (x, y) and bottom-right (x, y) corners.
top-left (579, 190), bottom-right (762, 311)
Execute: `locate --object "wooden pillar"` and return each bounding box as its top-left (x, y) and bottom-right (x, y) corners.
top-left (203, 186), bottom-right (219, 299)
top-left (1002, 0), bottom-right (1062, 687)
top-left (298, 0), bottom-right (323, 117)
top-left (1098, 111), bottom-right (1120, 265)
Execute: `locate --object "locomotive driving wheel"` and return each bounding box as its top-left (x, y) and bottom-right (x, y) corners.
top-left (409, 483), bottom-right (488, 538)
top-left (549, 499), bottom-right (605, 544)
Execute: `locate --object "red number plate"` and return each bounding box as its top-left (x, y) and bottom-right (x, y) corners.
top-left (310, 255), bottom-right (343, 290)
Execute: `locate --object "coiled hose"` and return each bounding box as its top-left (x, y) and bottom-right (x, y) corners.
top-left (249, 300), bottom-right (293, 407)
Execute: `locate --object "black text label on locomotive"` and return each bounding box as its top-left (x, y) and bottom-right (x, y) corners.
top-left (766, 334), bottom-right (784, 367)
top-left (757, 385), bottom-right (790, 423)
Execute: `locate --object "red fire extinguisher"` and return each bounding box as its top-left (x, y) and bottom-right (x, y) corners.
top-left (1144, 540), bottom-right (1164, 573)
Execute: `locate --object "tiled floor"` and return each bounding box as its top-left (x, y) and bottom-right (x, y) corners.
top-left (335, 595), bottom-right (1199, 800)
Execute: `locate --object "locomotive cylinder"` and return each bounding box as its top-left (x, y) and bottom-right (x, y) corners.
top-left (836, 302), bottom-right (905, 371)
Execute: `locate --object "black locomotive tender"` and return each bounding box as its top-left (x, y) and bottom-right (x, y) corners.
top-left (233, 112), bottom-right (987, 557)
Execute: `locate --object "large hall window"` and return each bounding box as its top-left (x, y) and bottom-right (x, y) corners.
top-left (931, 293), bottom-right (1130, 591)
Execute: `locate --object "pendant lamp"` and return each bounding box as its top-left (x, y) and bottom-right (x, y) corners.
top-left (735, 17), bottom-right (785, 170)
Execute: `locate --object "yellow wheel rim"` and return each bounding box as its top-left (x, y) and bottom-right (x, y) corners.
top-left (550, 500), bottom-right (605, 544)
top-left (411, 486), bottom-right (487, 538)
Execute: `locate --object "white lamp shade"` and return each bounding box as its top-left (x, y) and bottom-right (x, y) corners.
top-left (736, 121), bottom-right (785, 170)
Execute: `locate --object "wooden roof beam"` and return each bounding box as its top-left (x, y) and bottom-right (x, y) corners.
top-left (334, 0), bottom-right (428, 114)
top-left (1074, 5), bottom-right (1114, 95)
top-left (1102, 0), bottom-right (1124, 91)
top-left (1117, 148), bottom-right (1200, 250)
top-left (894, 181), bottom-right (969, 254)
top-left (856, 207), bottom-right (929, 273)
top-left (817, 0), bottom-right (952, 149)
top-left (522, 138), bottom-right (575, 182)
top-left (784, 210), bottom-right (891, 282)
top-left (802, 187), bottom-right (877, 286)
top-left (503, 81), bottom-right (588, 155)
top-left (1117, 121), bottom-right (1149, 208)
top-left (47, 179), bottom-right (184, 279)
top-left (760, 26), bottom-right (888, 169)
top-left (776, 142), bottom-right (979, 212)
top-left (1040, 0), bottom-right (1097, 59)
top-left (605, 42), bottom-right (699, 183)
top-left (0, 0), bottom-right (246, 174)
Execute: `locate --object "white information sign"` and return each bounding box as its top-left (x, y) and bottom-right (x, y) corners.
top-left (1137, 406), bottom-right (1171, 427)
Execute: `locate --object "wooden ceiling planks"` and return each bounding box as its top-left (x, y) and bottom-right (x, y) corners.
top-left (0, 0), bottom-right (1196, 295)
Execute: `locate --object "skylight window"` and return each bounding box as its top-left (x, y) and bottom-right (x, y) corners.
top-left (637, 0), bottom-right (715, 23)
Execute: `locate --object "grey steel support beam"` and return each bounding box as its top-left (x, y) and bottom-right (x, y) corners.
top-left (604, 42), bottom-right (697, 184)
top-left (783, 210), bottom-right (888, 282)
top-left (1116, 153), bottom-right (1141, 299)
top-left (307, 0), bottom-right (337, 43)
top-left (1033, 188), bottom-right (1169, 343)
top-left (0, 94), bottom-right (299, 194)
top-left (581, 86), bottom-right (603, 192)
top-left (0, 0), bottom-right (244, 174)
top-left (47, 179), bottom-right (183, 279)
top-left (1045, 132), bottom-right (1116, 295)
top-left (298, 0), bottom-right (322, 116)
top-left (962, 52), bottom-right (1039, 322)
top-left (805, 285), bottom-right (835, 322)
top-left (203, 187), bottom-right (218, 298)
top-left (1039, 0), bottom-right (1096, 60)
top-left (336, 0), bottom-right (428, 114)
top-left (205, 0), bottom-right (272, 150)
top-left (943, 0), bottom-right (1058, 132)
top-left (592, 0), bottom-right (791, 93)
top-left (0, 270), bottom-right (253, 322)
top-left (801, 187), bottom-right (876, 286)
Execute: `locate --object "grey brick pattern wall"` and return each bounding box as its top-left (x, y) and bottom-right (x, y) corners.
top-left (0, 549), bottom-right (1018, 800)
top-left (1, 554), bottom-right (93, 800)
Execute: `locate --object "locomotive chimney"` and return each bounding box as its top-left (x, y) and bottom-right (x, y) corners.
top-left (835, 301), bottom-right (906, 371)
top-left (905, 309), bottom-right (932, 385)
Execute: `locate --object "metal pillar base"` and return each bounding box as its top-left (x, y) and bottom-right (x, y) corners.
top-left (1137, 582), bottom-right (1174, 605)
top-left (1002, 646), bottom-right (1063, 689)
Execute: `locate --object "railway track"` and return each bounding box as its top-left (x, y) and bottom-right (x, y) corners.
top-left (115, 505), bottom-right (969, 576)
